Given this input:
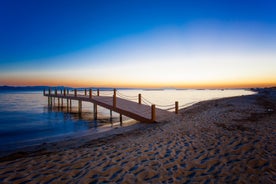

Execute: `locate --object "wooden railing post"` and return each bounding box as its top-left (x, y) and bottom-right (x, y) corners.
top-left (113, 89), bottom-right (116, 107)
top-left (74, 89), bottom-right (77, 97)
top-left (151, 104), bottom-right (156, 122)
top-left (138, 94), bottom-right (141, 104)
top-left (89, 89), bottom-right (92, 98)
top-left (175, 101), bottom-right (179, 114)
top-left (97, 89), bottom-right (99, 96)
top-left (85, 89), bottom-right (87, 96)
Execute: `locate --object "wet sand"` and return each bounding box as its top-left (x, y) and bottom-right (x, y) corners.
top-left (0, 89), bottom-right (275, 183)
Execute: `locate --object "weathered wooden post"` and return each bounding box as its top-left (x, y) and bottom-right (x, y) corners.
top-left (94, 103), bottom-right (97, 120)
top-left (74, 89), bottom-right (77, 97)
top-left (120, 114), bottom-right (122, 126)
top-left (58, 98), bottom-right (60, 107)
top-left (63, 89), bottom-right (66, 96)
top-left (61, 98), bottom-right (63, 107)
top-left (151, 104), bottom-right (156, 122)
top-left (67, 89), bottom-right (69, 95)
top-left (43, 89), bottom-right (45, 95)
top-left (66, 99), bottom-right (69, 111)
top-left (110, 110), bottom-right (112, 122)
top-left (60, 89), bottom-right (62, 94)
top-left (78, 100), bottom-right (82, 114)
top-left (48, 88), bottom-right (51, 95)
top-left (113, 89), bottom-right (116, 107)
top-left (175, 101), bottom-right (179, 114)
top-left (55, 89), bottom-right (57, 95)
top-left (69, 99), bottom-right (72, 110)
top-left (89, 89), bottom-right (92, 98)
top-left (97, 89), bottom-right (99, 96)
top-left (138, 94), bottom-right (141, 104)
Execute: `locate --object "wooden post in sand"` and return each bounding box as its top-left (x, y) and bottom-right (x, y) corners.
top-left (89, 89), bottom-right (92, 98)
top-left (113, 89), bottom-right (117, 108)
top-left (74, 89), bottom-right (77, 97)
top-left (85, 89), bottom-right (87, 96)
top-left (94, 103), bottom-right (98, 120)
top-left (175, 101), bottom-right (179, 114)
top-left (151, 104), bottom-right (156, 122)
top-left (78, 100), bottom-right (82, 114)
top-left (138, 94), bottom-right (141, 104)
top-left (97, 89), bottom-right (100, 96)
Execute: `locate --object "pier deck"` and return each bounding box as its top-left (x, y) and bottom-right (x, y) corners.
top-left (44, 89), bottom-right (176, 123)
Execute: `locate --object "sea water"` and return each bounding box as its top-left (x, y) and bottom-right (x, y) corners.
top-left (0, 89), bottom-right (255, 153)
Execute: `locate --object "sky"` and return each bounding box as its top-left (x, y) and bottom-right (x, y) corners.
top-left (0, 0), bottom-right (276, 88)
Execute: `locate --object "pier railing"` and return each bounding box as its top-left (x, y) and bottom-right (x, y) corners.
top-left (44, 88), bottom-right (181, 123)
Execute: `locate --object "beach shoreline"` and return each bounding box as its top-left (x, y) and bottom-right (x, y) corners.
top-left (0, 88), bottom-right (275, 183)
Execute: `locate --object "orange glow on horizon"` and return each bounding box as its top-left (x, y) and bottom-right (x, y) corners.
top-left (1, 76), bottom-right (275, 89)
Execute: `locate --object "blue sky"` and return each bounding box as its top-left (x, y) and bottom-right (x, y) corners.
top-left (0, 0), bottom-right (276, 87)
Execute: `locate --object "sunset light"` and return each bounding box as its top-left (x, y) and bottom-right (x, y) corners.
top-left (0, 1), bottom-right (275, 88)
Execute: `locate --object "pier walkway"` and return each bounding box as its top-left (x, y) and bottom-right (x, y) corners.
top-left (44, 89), bottom-right (178, 123)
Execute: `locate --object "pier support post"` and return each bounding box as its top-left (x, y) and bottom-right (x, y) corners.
top-left (58, 98), bottom-right (60, 107)
top-left (113, 89), bottom-right (116, 107)
top-left (67, 99), bottom-right (69, 112)
top-left (55, 89), bottom-right (57, 95)
top-left (85, 89), bottom-right (87, 96)
top-left (61, 98), bottom-right (63, 107)
top-left (120, 114), bottom-right (122, 126)
top-left (138, 94), bottom-right (141, 104)
top-left (74, 89), bottom-right (77, 97)
top-left (175, 101), bottom-right (179, 114)
top-left (43, 89), bottom-right (45, 95)
top-left (48, 97), bottom-right (51, 106)
top-left (151, 104), bottom-right (156, 122)
top-left (110, 110), bottom-right (112, 123)
top-left (67, 89), bottom-right (69, 95)
top-left (64, 89), bottom-right (66, 96)
top-left (70, 99), bottom-right (72, 111)
top-left (60, 89), bottom-right (62, 95)
top-left (89, 89), bottom-right (92, 98)
top-left (97, 89), bottom-right (99, 96)
top-left (48, 88), bottom-right (51, 95)
top-left (94, 103), bottom-right (98, 120)
top-left (78, 100), bottom-right (82, 114)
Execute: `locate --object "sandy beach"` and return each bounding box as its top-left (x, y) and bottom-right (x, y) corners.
top-left (0, 89), bottom-right (275, 183)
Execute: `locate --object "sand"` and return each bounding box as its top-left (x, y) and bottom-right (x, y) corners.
top-left (0, 89), bottom-right (275, 183)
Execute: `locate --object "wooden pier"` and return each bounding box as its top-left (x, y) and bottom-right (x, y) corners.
top-left (44, 88), bottom-right (177, 123)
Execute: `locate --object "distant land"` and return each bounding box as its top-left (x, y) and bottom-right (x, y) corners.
top-left (0, 85), bottom-right (275, 92)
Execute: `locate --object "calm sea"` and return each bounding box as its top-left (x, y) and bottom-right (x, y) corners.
top-left (0, 89), bottom-right (255, 154)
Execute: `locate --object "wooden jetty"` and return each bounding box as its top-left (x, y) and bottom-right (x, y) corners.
top-left (44, 88), bottom-right (178, 124)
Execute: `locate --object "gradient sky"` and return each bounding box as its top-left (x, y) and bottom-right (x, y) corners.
top-left (0, 0), bottom-right (276, 88)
